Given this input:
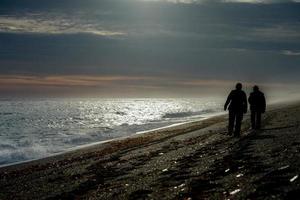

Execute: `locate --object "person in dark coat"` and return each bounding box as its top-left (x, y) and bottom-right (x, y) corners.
top-left (224, 83), bottom-right (248, 137)
top-left (248, 85), bottom-right (266, 130)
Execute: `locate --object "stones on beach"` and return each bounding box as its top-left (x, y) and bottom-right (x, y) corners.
top-left (290, 175), bottom-right (298, 182)
top-left (174, 183), bottom-right (185, 190)
top-left (229, 189), bottom-right (241, 195)
top-left (278, 165), bottom-right (289, 170)
top-left (178, 183), bottom-right (186, 192)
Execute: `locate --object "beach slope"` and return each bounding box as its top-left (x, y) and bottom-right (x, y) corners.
top-left (1, 102), bottom-right (300, 199)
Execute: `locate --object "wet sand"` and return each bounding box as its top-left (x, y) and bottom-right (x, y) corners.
top-left (0, 102), bottom-right (300, 200)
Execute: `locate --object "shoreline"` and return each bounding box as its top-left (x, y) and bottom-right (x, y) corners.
top-left (1, 100), bottom-right (300, 199)
top-left (0, 111), bottom-right (227, 172)
top-left (0, 111), bottom-right (226, 170)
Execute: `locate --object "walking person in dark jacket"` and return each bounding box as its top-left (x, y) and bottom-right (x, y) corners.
top-left (248, 85), bottom-right (266, 130)
top-left (224, 83), bottom-right (248, 137)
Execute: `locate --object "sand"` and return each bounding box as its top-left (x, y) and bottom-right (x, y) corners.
top-left (0, 101), bottom-right (300, 200)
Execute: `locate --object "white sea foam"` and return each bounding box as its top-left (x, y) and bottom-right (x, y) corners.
top-left (0, 98), bottom-right (222, 166)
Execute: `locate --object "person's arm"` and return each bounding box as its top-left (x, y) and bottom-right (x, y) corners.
top-left (224, 91), bottom-right (232, 111)
top-left (243, 92), bottom-right (248, 113)
top-left (262, 94), bottom-right (266, 113)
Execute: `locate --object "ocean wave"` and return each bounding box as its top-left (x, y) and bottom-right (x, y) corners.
top-left (162, 109), bottom-right (214, 119)
top-left (64, 136), bottom-right (93, 145)
top-left (115, 111), bottom-right (126, 115)
top-left (0, 112), bottom-right (14, 115)
top-left (0, 143), bottom-right (16, 150)
top-left (0, 144), bottom-right (50, 166)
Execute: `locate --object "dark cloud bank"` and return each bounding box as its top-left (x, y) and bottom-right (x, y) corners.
top-left (0, 0), bottom-right (300, 97)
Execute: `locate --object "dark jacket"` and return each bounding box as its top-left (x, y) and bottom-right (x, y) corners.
top-left (224, 90), bottom-right (248, 113)
top-left (248, 91), bottom-right (266, 113)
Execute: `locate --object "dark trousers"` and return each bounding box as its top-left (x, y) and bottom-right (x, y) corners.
top-left (251, 110), bottom-right (262, 129)
top-left (228, 110), bottom-right (243, 136)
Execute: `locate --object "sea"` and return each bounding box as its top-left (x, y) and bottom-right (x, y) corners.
top-left (0, 98), bottom-right (224, 166)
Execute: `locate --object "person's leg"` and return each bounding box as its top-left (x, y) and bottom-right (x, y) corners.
top-left (228, 110), bottom-right (235, 135)
top-left (256, 111), bottom-right (262, 129)
top-left (234, 112), bottom-right (243, 137)
top-left (251, 111), bottom-right (256, 129)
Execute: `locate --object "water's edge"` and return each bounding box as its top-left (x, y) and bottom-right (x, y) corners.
top-left (0, 111), bottom-right (226, 169)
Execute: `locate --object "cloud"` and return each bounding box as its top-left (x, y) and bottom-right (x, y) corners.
top-left (250, 25), bottom-right (300, 40)
top-left (0, 15), bottom-right (125, 36)
top-left (142, 0), bottom-right (300, 3)
top-left (0, 0), bottom-right (300, 95)
top-left (282, 50), bottom-right (300, 56)
top-left (222, 0), bottom-right (300, 3)
top-left (1, 74), bottom-right (299, 98)
top-left (0, 75), bottom-right (155, 87)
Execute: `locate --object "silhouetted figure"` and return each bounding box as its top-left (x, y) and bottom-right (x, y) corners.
top-left (248, 85), bottom-right (266, 130)
top-left (224, 83), bottom-right (247, 137)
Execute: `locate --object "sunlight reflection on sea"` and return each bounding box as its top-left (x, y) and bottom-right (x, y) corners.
top-left (0, 98), bottom-right (222, 165)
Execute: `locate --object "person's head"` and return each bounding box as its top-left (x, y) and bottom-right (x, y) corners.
top-left (253, 85), bottom-right (259, 92)
top-left (236, 83), bottom-right (242, 90)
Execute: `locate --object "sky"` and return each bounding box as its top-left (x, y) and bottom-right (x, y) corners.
top-left (0, 0), bottom-right (300, 98)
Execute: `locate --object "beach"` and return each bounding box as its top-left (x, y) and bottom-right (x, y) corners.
top-left (0, 101), bottom-right (300, 200)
